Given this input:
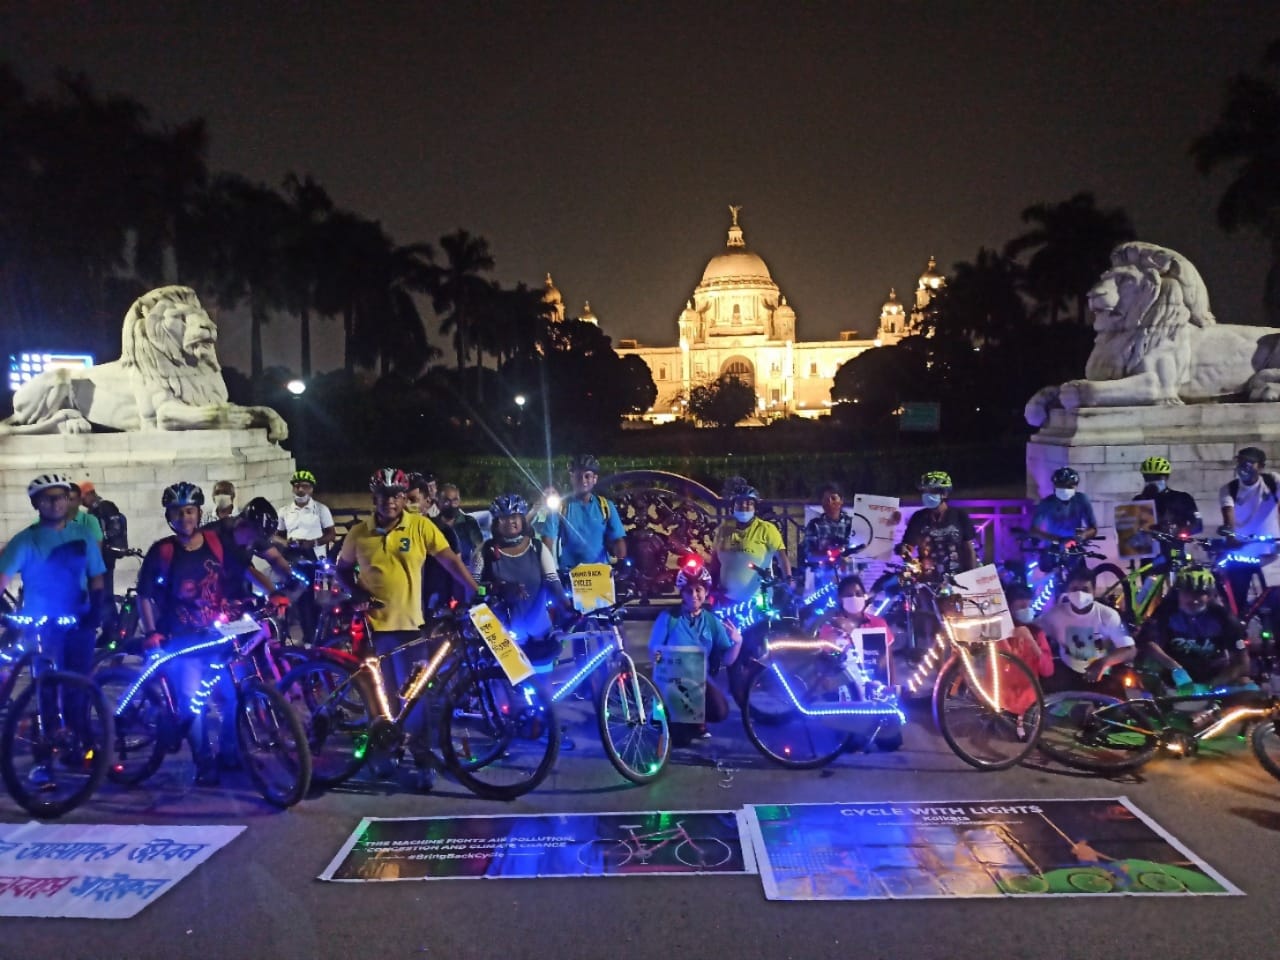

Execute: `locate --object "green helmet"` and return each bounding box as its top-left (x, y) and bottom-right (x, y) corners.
top-left (1175, 566), bottom-right (1216, 595)
top-left (919, 470), bottom-right (952, 491)
top-left (1140, 456), bottom-right (1171, 476)
top-left (291, 469), bottom-right (317, 486)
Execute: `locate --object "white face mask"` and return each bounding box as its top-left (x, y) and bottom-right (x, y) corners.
top-left (214, 494), bottom-right (234, 510)
top-left (1067, 590), bottom-right (1093, 609)
top-left (841, 596), bottom-right (867, 615)
top-left (293, 494), bottom-right (311, 506)
top-left (921, 493), bottom-right (943, 509)
top-left (1054, 488), bottom-right (1074, 502)
top-left (733, 510), bottom-right (755, 524)
top-left (1012, 607), bottom-right (1034, 625)
top-left (1148, 479), bottom-right (1167, 493)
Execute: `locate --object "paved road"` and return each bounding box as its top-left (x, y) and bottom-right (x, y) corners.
top-left (3, 622), bottom-right (1278, 960)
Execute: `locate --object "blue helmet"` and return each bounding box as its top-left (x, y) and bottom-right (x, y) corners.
top-left (490, 493), bottom-right (529, 518)
top-left (161, 481), bottom-right (204, 510)
top-left (729, 484), bottom-right (760, 503)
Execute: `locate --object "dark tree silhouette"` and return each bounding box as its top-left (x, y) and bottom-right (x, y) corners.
top-left (688, 375), bottom-right (757, 428)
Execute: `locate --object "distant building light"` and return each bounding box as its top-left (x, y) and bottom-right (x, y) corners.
top-left (8, 351), bottom-right (94, 392)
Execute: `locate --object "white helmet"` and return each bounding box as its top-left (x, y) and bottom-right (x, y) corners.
top-left (27, 473), bottom-right (73, 498)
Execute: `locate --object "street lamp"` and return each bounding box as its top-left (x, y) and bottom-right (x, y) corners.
top-left (286, 379), bottom-right (306, 396)
top-left (514, 394), bottom-right (526, 408)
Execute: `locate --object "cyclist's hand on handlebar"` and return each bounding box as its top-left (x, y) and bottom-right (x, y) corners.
top-left (142, 631), bottom-right (165, 652)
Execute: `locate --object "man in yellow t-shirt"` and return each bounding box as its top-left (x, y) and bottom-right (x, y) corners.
top-left (337, 467), bottom-right (478, 703)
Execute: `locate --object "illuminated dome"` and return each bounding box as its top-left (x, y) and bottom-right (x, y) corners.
top-left (882, 288), bottom-right (905, 315)
top-left (918, 255), bottom-right (944, 290)
top-left (698, 207), bottom-right (777, 287)
top-left (542, 272), bottom-right (562, 306)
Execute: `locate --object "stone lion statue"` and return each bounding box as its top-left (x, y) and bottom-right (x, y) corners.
top-left (0, 286), bottom-right (288, 442)
top-left (1026, 242), bottom-right (1280, 426)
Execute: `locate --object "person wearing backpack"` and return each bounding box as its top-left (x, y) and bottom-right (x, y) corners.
top-left (1218, 446), bottom-right (1280, 607)
top-left (541, 454), bottom-right (626, 577)
top-left (136, 482), bottom-right (241, 786)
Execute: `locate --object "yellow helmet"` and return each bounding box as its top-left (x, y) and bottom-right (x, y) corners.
top-left (1175, 566), bottom-right (1216, 594)
top-left (1140, 456), bottom-right (1171, 476)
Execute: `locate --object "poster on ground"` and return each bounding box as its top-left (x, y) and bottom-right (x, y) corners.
top-left (320, 811), bottom-right (754, 881)
top-left (743, 799), bottom-right (1239, 901)
top-left (0, 822), bottom-right (245, 919)
top-left (1115, 501), bottom-right (1159, 559)
top-left (651, 644), bottom-right (707, 723)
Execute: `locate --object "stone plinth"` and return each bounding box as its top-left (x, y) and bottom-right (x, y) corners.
top-left (1026, 402), bottom-right (1280, 563)
top-left (0, 429), bottom-right (294, 567)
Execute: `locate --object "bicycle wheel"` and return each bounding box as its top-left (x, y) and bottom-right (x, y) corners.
top-left (596, 668), bottom-right (669, 784)
top-left (933, 649), bottom-right (1042, 770)
top-left (0, 671), bottom-right (112, 818)
top-left (441, 666), bottom-right (559, 800)
top-left (1090, 564), bottom-right (1126, 612)
top-left (96, 667), bottom-right (168, 787)
top-left (1249, 716), bottom-right (1280, 781)
top-left (1094, 568), bottom-right (1134, 623)
top-left (236, 678), bottom-right (311, 808)
top-left (577, 839), bottom-right (633, 869)
top-left (1037, 691), bottom-right (1159, 772)
top-left (278, 658), bottom-right (373, 788)
top-left (674, 837), bottom-right (732, 868)
top-left (741, 659), bottom-right (854, 769)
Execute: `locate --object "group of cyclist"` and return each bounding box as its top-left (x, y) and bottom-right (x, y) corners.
top-left (1, 439), bottom-right (1276, 789)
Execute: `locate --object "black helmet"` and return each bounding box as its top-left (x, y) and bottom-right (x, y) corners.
top-left (1051, 467), bottom-right (1080, 488)
top-left (162, 482), bottom-right (205, 510)
top-left (238, 497), bottom-right (279, 541)
top-left (569, 454), bottom-right (601, 475)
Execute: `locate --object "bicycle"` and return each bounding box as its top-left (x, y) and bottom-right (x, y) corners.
top-left (98, 601), bottom-right (311, 808)
top-left (900, 582), bottom-right (1045, 770)
top-left (546, 600), bottom-right (671, 784)
top-left (1097, 529), bottom-right (1205, 627)
top-left (1206, 534), bottom-right (1279, 645)
top-left (1013, 528), bottom-right (1126, 616)
top-left (278, 597), bottom-right (559, 800)
top-left (576, 817), bottom-right (732, 869)
top-left (0, 614), bottom-right (113, 818)
top-left (1038, 665), bottom-right (1280, 779)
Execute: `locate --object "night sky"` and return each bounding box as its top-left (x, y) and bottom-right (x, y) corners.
top-left (2, 1), bottom-right (1275, 374)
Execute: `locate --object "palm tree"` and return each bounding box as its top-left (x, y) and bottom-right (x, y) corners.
top-left (1004, 192), bottom-right (1136, 325)
top-left (1191, 39), bottom-right (1280, 326)
top-left (431, 229), bottom-right (495, 401)
top-left (931, 249), bottom-right (1028, 346)
top-left (279, 172), bottom-right (334, 379)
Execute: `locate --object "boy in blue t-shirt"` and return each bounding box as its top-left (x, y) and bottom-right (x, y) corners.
top-left (1031, 467), bottom-right (1098, 541)
top-left (541, 455), bottom-right (626, 574)
top-left (648, 564), bottom-right (741, 745)
top-left (0, 474), bottom-right (107, 676)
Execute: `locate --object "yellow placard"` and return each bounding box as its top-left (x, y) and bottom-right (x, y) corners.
top-left (468, 603), bottom-right (535, 684)
top-left (569, 563), bottom-right (615, 612)
top-left (1115, 501), bottom-right (1159, 559)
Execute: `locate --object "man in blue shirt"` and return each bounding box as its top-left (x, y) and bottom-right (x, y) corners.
top-left (648, 563), bottom-right (741, 745)
top-left (0, 474), bottom-right (107, 676)
top-left (542, 454), bottom-right (627, 574)
top-left (1031, 467), bottom-right (1098, 541)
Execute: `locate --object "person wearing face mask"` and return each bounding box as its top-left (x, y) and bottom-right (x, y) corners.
top-left (1139, 566), bottom-right (1248, 690)
top-left (1038, 567), bottom-right (1136, 696)
top-left (899, 471), bottom-right (978, 581)
top-left (803, 484), bottom-right (855, 570)
top-left (421, 482), bottom-right (485, 612)
top-left (1218, 447), bottom-right (1280, 607)
top-left (1030, 467), bottom-right (1098, 545)
top-left (1003, 584), bottom-right (1055, 679)
top-left (1134, 456), bottom-right (1202, 542)
top-left (207, 480), bottom-right (237, 529)
top-left (405, 471), bottom-right (440, 518)
top-left (712, 483), bottom-right (791, 605)
top-left (276, 470), bottom-right (336, 560)
top-left (541, 454), bottom-right (626, 577)
top-left (818, 575), bottom-right (896, 683)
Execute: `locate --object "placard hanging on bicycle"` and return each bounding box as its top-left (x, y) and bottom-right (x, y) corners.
top-left (950, 564), bottom-right (1014, 639)
top-left (651, 644), bottom-right (706, 723)
top-left (468, 603), bottom-right (534, 684)
top-left (319, 811), bottom-right (754, 881)
top-left (852, 495), bottom-right (901, 559)
top-left (1115, 501), bottom-right (1159, 559)
top-left (743, 798), bottom-right (1238, 900)
top-left (569, 563), bottom-right (615, 612)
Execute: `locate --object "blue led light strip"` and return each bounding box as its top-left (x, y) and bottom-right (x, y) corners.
top-left (768, 662), bottom-right (904, 723)
top-left (115, 636), bottom-right (232, 717)
top-left (551, 641), bottom-right (617, 703)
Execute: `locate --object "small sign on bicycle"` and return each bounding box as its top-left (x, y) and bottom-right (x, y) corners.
top-left (468, 603), bottom-right (535, 684)
top-left (1115, 501), bottom-right (1159, 559)
top-left (569, 563), bottom-right (615, 612)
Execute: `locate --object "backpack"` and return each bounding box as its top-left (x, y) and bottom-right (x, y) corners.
top-left (559, 494), bottom-right (611, 525)
top-left (480, 536), bottom-right (544, 583)
top-left (151, 527), bottom-right (226, 595)
top-left (1228, 473), bottom-right (1279, 502)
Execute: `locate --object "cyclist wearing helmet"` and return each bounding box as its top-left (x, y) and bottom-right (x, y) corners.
top-left (276, 469), bottom-right (336, 560)
top-left (0, 474), bottom-right (107, 676)
top-left (712, 482), bottom-right (791, 604)
top-left (648, 560), bottom-right (742, 745)
top-left (899, 471), bottom-right (978, 579)
top-left (220, 497), bottom-right (297, 603)
top-left (1038, 566), bottom-right (1135, 697)
top-left (541, 455), bottom-right (626, 574)
top-left (1218, 447), bottom-right (1280, 605)
top-left (477, 494), bottom-right (571, 664)
top-left (1135, 456), bottom-right (1202, 539)
top-left (1030, 467), bottom-right (1098, 543)
top-left (1140, 566), bottom-right (1248, 689)
top-left (336, 468), bottom-right (478, 710)
top-left (136, 481), bottom-right (242, 784)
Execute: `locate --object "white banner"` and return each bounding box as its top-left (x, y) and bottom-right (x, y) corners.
top-left (0, 822), bottom-right (244, 919)
top-left (950, 564), bottom-right (1014, 639)
top-left (852, 495), bottom-right (901, 559)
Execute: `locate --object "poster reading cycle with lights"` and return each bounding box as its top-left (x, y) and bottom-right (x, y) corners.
top-left (320, 811), bottom-right (754, 881)
top-left (0, 822), bottom-right (245, 919)
top-left (743, 799), bottom-right (1239, 901)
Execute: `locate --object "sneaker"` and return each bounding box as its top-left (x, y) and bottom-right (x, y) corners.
top-left (402, 764), bottom-right (435, 793)
top-left (28, 763), bottom-right (55, 792)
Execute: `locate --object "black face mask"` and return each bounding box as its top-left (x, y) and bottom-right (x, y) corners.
top-left (440, 505), bottom-right (460, 520)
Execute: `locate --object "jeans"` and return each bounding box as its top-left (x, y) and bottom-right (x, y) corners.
top-left (371, 629), bottom-right (431, 754)
top-left (165, 636), bottom-right (238, 761)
